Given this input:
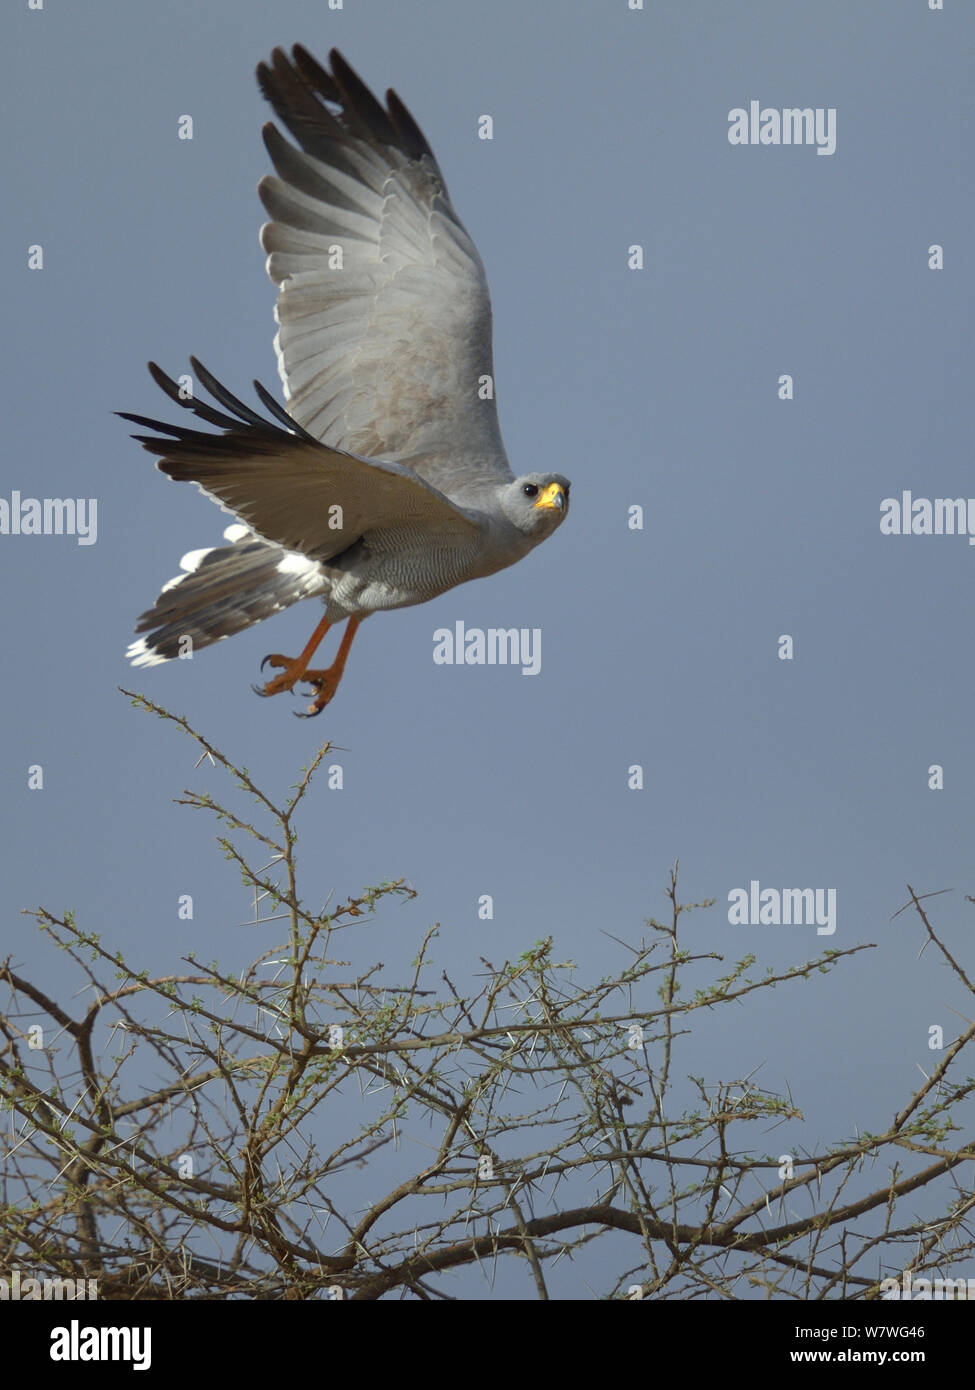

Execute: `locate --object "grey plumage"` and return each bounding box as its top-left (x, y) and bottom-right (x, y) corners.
top-left (121, 46), bottom-right (570, 705)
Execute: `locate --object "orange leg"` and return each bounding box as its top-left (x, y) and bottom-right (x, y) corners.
top-left (296, 616), bottom-right (362, 717)
top-left (254, 614), bottom-right (361, 718)
top-left (256, 611), bottom-right (334, 696)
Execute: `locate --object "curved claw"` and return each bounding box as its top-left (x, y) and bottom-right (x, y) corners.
top-left (251, 682), bottom-right (271, 698)
top-left (293, 704), bottom-right (325, 719)
top-left (260, 654), bottom-right (277, 674)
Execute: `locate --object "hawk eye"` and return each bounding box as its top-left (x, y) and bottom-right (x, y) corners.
top-left (522, 483), bottom-right (539, 498)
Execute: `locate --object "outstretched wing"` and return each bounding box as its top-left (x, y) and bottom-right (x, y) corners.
top-left (118, 359), bottom-right (481, 562)
top-left (256, 46), bottom-right (511, 491)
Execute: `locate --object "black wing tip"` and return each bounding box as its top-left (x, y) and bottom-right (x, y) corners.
top-left (256, 43), bottom-right (435, 166)
top-left (295, 43), bottom-right (339, 88)
top-left (116, 411), bottom-right (186, 449)
top-left (120, 358), bottom-right (316, 448)
top-left (147, 359), bottom-right (179, 392)
top-left (323, 48), bottom-right (355, 84)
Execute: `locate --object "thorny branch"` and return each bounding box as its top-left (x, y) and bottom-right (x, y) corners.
top-left (0, 695), bottom-right (972, 1299)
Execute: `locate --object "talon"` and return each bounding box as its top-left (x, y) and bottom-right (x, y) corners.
top-left (250, 616), bottom-right (360, 715)
top-left (256, 652), bottom-right (305, 698)
top-left (252, 682), bottom-right (271, 698)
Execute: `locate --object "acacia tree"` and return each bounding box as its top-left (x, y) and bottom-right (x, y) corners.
top-left (1, 693), bottom-right (973, 1300)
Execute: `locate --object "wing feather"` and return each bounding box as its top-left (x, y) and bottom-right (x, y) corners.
top-left (256, 47), bottom-right (511, 488)
top-left (118, 362), bottom-right (481, 562)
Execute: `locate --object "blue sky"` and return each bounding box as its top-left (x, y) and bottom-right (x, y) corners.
top-left (2, 0), bottom-right (973, 1297)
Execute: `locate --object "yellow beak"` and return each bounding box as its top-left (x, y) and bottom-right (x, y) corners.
top-left (533, 482), bottom-right (566, 512)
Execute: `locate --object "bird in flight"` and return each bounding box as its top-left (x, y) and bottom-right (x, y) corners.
top-left (120, 46), bottom-right (570, 716)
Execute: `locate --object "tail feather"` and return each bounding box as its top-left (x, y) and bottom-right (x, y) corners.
top-left (127, 526), bottom-right (326, 667)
